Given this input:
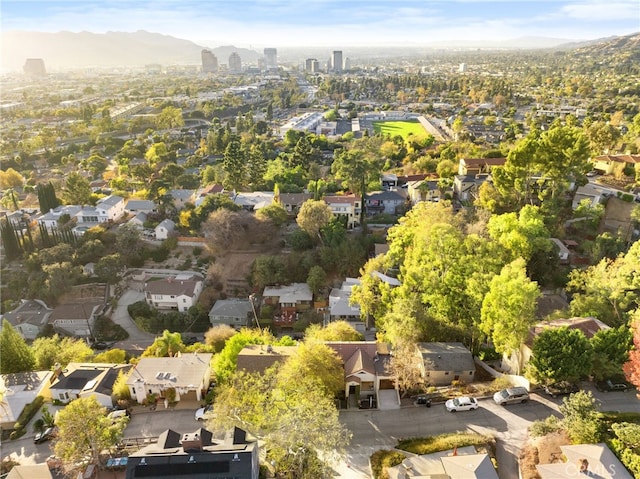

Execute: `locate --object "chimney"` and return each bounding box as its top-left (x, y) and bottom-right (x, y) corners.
top-left (181, 432), bottom-right (203, 452)
top-left (232, 427), bottom-right (247, 444)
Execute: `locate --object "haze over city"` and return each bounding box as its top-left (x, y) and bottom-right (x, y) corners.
top-left (2, 0), bottom-right (639, 48)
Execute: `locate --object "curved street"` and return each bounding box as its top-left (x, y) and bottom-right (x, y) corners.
top-left (110, 287), bottom-right (155, 352)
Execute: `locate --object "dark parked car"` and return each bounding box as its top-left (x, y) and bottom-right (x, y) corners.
top-left (34, 426), bottom-right (57, 444)
top-left (92, 341), bottom-right (108, 350)
top-left (543, 382), bottom-right (579, 398)
top-left (416, 394), bottom-right (432, 407)
top-left (595, 378), bottom-right (631, 392)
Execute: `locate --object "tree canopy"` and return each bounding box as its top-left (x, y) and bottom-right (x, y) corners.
top-left (527, 327), bottom-right (593, 384)
top-left (0, 320), bottom-right (35, 374)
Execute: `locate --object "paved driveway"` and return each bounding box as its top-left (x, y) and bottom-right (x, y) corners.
top-left (110, 288), bottom-right (155, 351)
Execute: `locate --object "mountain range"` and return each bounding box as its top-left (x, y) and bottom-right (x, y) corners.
top-left (1, 29), bottom-right (639, 72)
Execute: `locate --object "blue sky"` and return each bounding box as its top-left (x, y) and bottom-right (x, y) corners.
top-left (2, 0), bottom-right (639, 47)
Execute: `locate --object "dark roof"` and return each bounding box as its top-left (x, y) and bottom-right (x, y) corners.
top-left (417, 342), bottom-right (475, 371)
top-left (51, 368), bottom-right (102, 390)
top-left (95, 365), bottom-right (132, 395)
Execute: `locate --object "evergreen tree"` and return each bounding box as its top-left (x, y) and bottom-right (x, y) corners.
top-left (223, 139), bottom-right (246, 190)
top-left (0, 219), bottom-right (22, 259)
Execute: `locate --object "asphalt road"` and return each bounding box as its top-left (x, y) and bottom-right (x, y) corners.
top-left (2, 390), bottom-right (638, 478)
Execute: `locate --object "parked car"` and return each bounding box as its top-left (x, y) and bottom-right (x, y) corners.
top-left (416, 394), bottom-right (432, 407)
top-left (595, 378), bottom-right (631, 392)
top-left (543, 382), bottom-right (579, 398)
top-left (493, 387), bottom-right (529, 405)
top-left (195, 405), bottom-right (214, 421)
top-left (586, 170), bottom-right (598, 177)
top-left (445, 396), bottom-right (478, 412)
top-left (34, 426), bottom-right (57, 444)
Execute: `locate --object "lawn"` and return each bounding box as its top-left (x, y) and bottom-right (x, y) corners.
top-left (372, 120), bottom-right (428, 139)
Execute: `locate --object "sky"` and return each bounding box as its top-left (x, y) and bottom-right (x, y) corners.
top-left (2, 0), bottom-right (639, 48)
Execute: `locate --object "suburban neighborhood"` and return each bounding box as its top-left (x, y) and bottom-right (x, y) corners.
top-left (1, 23), bottom-right (640, 479)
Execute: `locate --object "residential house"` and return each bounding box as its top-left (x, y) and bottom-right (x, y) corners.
top-left (95, 194), bottom-right (126, 222)
top-left (1, 371), bottom-right (53, 431)
top-left (387, 446), bottom-right (499, 479)
top-left (406, 179), bottom-right (441, 204)
top-left (501, 317), bottom-right (610, 374)
top-left (127, 211), bottom-right (148, 230)
top-left (155, 218), bottom-right (176, 240)
top-left (231, 191), bottom-right (274, 211)
top-left (144, 273), bottom-right (203, 312)
top-left (126, 353), bottom-right (213, 404)
top-left (194, 184), bottom-right (224, 207)
top-left (537, 443), bottom-right (633, 479)
top-left (1, 299), bottom-right (53, 340)
top-left (365, 190), bottom-right (406, 215)
top-left (381, 173), bottom-right (398, 190)
top-left (453, 174), bottom-right (490, 202)
top-left (572, 183), bottom-right (608, 209)
top-left (36, 205), bottom-right (81, 230)
top-left (591, 154), bottom-right (640, 176)
top-left (417, 342), bottom-right (475, 386)
top-left (209, 298), bottom-right (253, 329)
top-left (329, 278), bottom-right (363, 331)
top-left (124, 427), bottom-right (259, 479)
top-left (49, 302), bottom-right (104, 337)
top-left (125, 199), bottom-right (157, 214)
top-left (325, 341), bottom-right (396, 407)
top-left (276, 192), bottom-right (313, 215)
top-left (323, 194), bottom-right (361, 229)
top-left (169, 189), bottom-right (196, 209)
top-left (458, 157), bottom-right (506, 176)
top-left (47, 363), bottom-right (131, 407)
top-left (236, 344), bottom-right (297, 374)
top-left (262, 283), bottom-right (312, 327)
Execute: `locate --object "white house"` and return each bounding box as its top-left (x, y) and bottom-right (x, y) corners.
top-left (1, 371), bottom-right (53, 431)
top-left (126, 353), bottom-right (213, 404)
top-left (329, 278), bottom-right (363, 331)
top-left (365, 190), bottom-right (405, 215)
top-left (127, 211), bottom-right (148, 229)
top-left (36, 205), bottom-right (81, 230)
top-left (323, 194), bottom-right (361, 229)
top-left (155, 218), bottom-right (176, 240)
top-left (95, 195), bottom-right (126, 222)
top-left (144, 274), bottom-right (204, 312)
top-left (125, 199), bottom-right (157, 214)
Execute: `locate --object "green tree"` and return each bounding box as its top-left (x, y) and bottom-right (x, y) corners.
top-left (623, 313), bottom-right (640, 391)
top-left (611, 422), bottom-right (640, 449)
top-left (61, 172), bottom-right (92, 205)
top-left (94, 349), bottom-right (127, 364)
top-left (256, 203), bottom-right (289, 227)
top-left (94, 253), bottom-right (124, 283)
top-left (306, 265), bottom-right (326, 295)
top-left (54, 396), bottom-right (128, 472)
top-left (559, 390), bottom-right (602, 444)
top-left (304, 321), bottom-right (363, 342)
top-left (296, 200), bottom-right (333, 243)
top-left (251, 255), bottom-right (288, 290)
top-left (204, 324), bottom-right (237, 352)
top-left (32, 335), bottom-right (94, 370)
top-left (43, 262), bottom-right (79, 299)
top-left (278, 342), bottom-right (344, 397)
top-left (36, 182), bottom-right (60, 213)
top-left (0, 168), bottom-right (25, 189)
top-left (210, 367), bottom-right (349, 479)
top-left (0, 319), bottom-right (35, 373)
top-left (291, 135), bottom-right (313, 169)
top-left (222, 139), bottom-right (246, 190)
top-left (590, 325), bottom-right (633, 380)
top-left (155, 106), bottom-right (184, 130)
top-left (115, 223), bottom-right (144, 262)
top-left (213, 328), bottom-right (275, 384)
top-left (142, 330), bottom-right (185, 357)
top-left (527, 327), bottom-right (593, 384)
top-left (480, 258), bottom-right (540, 374)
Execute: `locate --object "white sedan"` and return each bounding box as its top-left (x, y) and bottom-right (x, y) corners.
top-left (195, 405), bottom-right (214, 421)
top-left (445, 396), bottom-right (479, 412)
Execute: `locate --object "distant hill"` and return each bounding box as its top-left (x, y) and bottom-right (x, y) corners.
top-left (0, 30), bottom-right (260, 71)
top-left (568, 32), bottom-right (640, 61)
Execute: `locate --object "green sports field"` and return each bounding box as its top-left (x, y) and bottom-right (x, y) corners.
top-left (372, 120), bottom-right (428, 139)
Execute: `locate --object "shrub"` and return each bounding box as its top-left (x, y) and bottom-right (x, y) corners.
top-left (396, 432), bottom-right (493, 456)
top-left (530, 415), bottom-right (563, 437)
top-left (370, 449), bottom-right (407, 479)
top-left (11, 395), bottom-right (45, 438)
top-left (193, 247), bottom-right (202, 256)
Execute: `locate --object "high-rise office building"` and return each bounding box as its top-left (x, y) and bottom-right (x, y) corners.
top-left (305, 58), bottom-right (320, 73)
top-left (331, 51), bottom-right (343, 73)
top-left (201, 50), bottom-right (218, 73)
top-left (263, 48), bottom-right (277, 71)
top-left (228, 52), bottom-right (242, 73)
top-left (23, 58), bottom-right (46, 76)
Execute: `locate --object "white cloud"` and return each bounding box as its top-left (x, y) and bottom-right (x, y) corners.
top-left (560, 0), bottom-right (640, 20)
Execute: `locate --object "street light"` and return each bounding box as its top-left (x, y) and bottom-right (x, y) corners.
top-left (249, 294), bottom-right (262, 332)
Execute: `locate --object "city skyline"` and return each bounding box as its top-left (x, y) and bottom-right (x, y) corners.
top-left (2, 0), bottom-right (639, 49)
